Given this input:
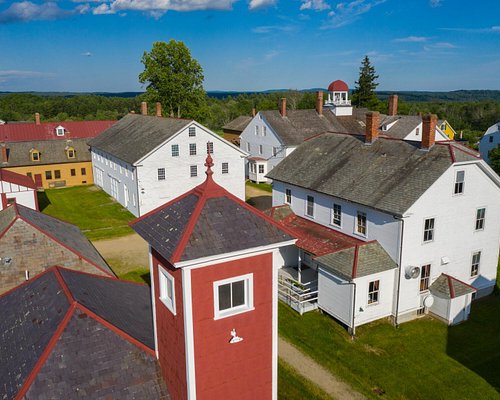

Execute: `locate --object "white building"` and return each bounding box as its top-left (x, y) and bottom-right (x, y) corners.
top-left (479, 122), bottom-right (500, 164)
top-left (89, 112), bottom-right (247, 217)
top-left (239, 83), bottom-right (448, 183)
top-left (0, 169), bottom-right (37, 211)
top-left (267, 113), bottom-right (500, 331)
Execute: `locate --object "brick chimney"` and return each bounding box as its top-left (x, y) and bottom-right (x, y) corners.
top-left (35, 113), bottom-right (41, 125)
top-left (141, 102), bottom-right (148, 116)
top-left (279, 98), bottom-right (287, 117)
top-left (365, 111), bottom-right (380, 144)
top-left (316, 91), bottom-right (323, 116)
top-left (252, 107), bottom-right (256, 117)
top-left (388, 95), bottom-right (398, 116)
top-left (155, 102), bottom-right (162, 117)
top-left (422, 113), bottom-right (437, 150)
top-left (1, 143), bottom-right (7, 164)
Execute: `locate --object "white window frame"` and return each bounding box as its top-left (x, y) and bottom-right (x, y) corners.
top-left (263, 126), bottom-right (267, 136)
top-left (332, 203), bottom-right (342, 227)
top-left (471, 251), bottom-right (481, 277)
top-left (423, 217), bottom-right (435, 243)
top-left (475, 207), bottom-right (486, 231)
top-left (285, 188), bottom-right (292, 205)
top-left (306, 195), bottom-right (314, 218)
top-left (189, 126), bottom-right (196, 137)
top-left (207, 142), bottom-right (214, 154)
top-left (213, 273), bottom-right (254, 320)
top-left (171, 144), bottom-right (179, 157)
top-left (259, 144), bottom-right (263, 155)
top-left (157, 168), bottom-right (166, 181)
top-left (159, 265), bottom-right (176, 315)
top-left (368, 280), bottom-right (380, 305)
top-left (255, 125), bottom-right (259, 136)
top-left (222, 162), bottom-right (229, 174)
top-left (258, 164), bottom-right (265, 174)
top-left (189, 143), bottom-right (197, 156)
top-left (190, 165), bottom-right (197, 177)
top-left (420, 264), bottom-right (431, 292)
top-left (356, 211), bottom-right (367, 236)
top-left (454, 170), bottom-right (465, 195)
top-left (246, 142), bottom-right (250, 152)
top-left (56, 126), bottom-right (65, 136)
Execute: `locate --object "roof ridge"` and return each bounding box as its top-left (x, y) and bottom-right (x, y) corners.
top-left (446, 274), bottom-right (455, 299)
top-left (442, 273), bottom-right (477, 292)
top-left (351, 245), bottom-right (360, 279)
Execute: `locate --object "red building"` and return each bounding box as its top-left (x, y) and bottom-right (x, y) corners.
top-left (131, 154), bottom-right (295, 400)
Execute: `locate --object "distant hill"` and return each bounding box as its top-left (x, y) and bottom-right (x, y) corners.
top-left (1, 89), bottom-right (499, 102)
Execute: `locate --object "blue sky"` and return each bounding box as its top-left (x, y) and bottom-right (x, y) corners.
top-left (0, 0), bottom-right (498, 92)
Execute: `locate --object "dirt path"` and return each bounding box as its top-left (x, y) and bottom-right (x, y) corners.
top-left (279, 338), bottom-right (367, 400)
top-left (245, 185), bottom-right (272, 211)
top-left (92, 233), bottom-right (149, 273)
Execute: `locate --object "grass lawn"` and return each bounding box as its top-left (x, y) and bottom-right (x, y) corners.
top-left (39, 185), bottom-right (135, 241)
top-left (279, 292), bottom-right (500, 400)
top-left (278, 359), bottom-right (332, 400)
top-left (246, 180), bottom-right (273, 193)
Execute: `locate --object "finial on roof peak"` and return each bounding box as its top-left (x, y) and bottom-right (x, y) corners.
top-left (205, 148), bottom-right (214, 178)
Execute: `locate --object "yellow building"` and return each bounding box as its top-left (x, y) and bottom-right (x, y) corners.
top-left (0, 138), bottom-right (93, 188)
top-left (438, 119), bottom-right (457, 140)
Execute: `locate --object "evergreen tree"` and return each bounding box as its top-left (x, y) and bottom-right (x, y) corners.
top-left (489, 147), bottom-right (500, 174)
top-left (352, 56), bottom-right (379, 107)
top-left (139, 40), bottom-right (205, 118)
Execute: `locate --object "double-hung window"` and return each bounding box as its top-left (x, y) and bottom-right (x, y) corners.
top-left (158, 168), bottom-right (166, 181)
top-left (420, 264), bottom-right (431, 292)
top-left (285, 189), bottom-right (292, 204)
top-left (356, 211), bottom-right (367, 235)
top-left (471, 251), bottom-right (481, 277)
top-left (171, 144), bottom-right (179, 157)
top-left (423, 218), bottom-right (435, 242)
top-left (258, 164), bottom-right (264, 174)
top-left (190, 165), bottom-right (197, 177)
top-left (189, 127), bottom-right (196, 137)
top-left (306, 195), bottom-right (314, 218)
top-left (214, 274), bottom-right (254, 319)
top-left (454, 170), bottom-right (465, 195)
top-left (222, 162), bottom-right (229, 174)
top-left (207, 142), bottom-right (214, 154)
top-left (475, 208), bottom-right (485, 231)
top-left (189, 143), bottom-right (197, 156)
top-left (332, 204), bottom-right (342, 227)
top-left (159, 265), bottom-right (176, 314)
top-left (368, 280), bottom-right (379, 304)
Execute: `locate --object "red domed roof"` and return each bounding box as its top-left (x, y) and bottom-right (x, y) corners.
top-left (328, 80), bottom-right (349, 92)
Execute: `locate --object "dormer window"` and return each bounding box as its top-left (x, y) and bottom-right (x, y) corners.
top-left (55, 126), bottom-right (65, 136)
top-left (66, 146), bottom-right (75, 159)
top-left (30, 149), bottom-right (40, 161)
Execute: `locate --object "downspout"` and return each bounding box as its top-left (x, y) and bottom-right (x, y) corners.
top-left (351, 281), bottom-right (357, 337)
top-left (394, 216), bottom-right (405, 327)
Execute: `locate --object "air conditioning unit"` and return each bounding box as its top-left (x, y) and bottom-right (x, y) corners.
top-left (405, 266), bottom-right (420, 279)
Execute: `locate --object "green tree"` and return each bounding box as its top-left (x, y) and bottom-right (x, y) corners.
top-left (352, 55), bottom-right (379, 108)
top-left (489, 147), bottom-right (500, 174)
top-left (139, 40), bottom-right (205, 118)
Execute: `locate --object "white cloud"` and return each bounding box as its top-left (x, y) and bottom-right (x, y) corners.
top-left (429, 0), bottom-right (442, 7)
top-left (0, 1), bottom-right (71, 23)
top-left (82, 51), bottom-right (93, 56)
top-left (440, 26), bottom-right (500, 33)
top-left (393, 36), bottom-right (429, 43)
top-left (0, 70), bottom-right (55, 83)
top-left (300, 0), bottom-right (330, 11)
top-left (432, 42), bottom-right (456, 48)
top-left (322, 0), bottom-right (386, 29)
top-left (92, 3), bottom-right (114, 14)
top-left (248, 0), bottom-right (276, 10)
top-left (252, 24), bottom-right (295, 33)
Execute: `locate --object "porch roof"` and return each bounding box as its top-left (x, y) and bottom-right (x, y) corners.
top-left (430, 274), bottom-right (477, 299)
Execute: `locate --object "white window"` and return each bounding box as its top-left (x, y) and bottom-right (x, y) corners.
top-left (207, 142), bottom-right (214, 154)
top-left (272, 147), bottom-right (277, 157)
top-left (454, 170), bottom-right (465, 195)
top-left (132, 193), bottom-right (136, 206)
top-left (119, 165), bottom-right (122, 174)
top-left (368, 280), bottom-right (379, 304)
top-left (222, 162), bottom-right (229, 174)
top-left (213, 274), bottom-right (254, 320)
top-left (306, 195), bottom-right (314, 217)
top-left (332, 204), bottom-right (342, 227)
top-left (471, 251), bottom-right (481, 277)
top-left (171, 144), bottom-right (179, 157)
top-left (420, 264), bottom-right (431, 292)
top-left (258, 164), bottom-right (264, 174)
top-left (423, 218), bottom-right (435, 242)
top-left (56, 126), bottom-right (65, 136)
top-left (416, 127), bottom-right (420, 136)
top-left (255, 125), bottom-right (259, 135)
top-left (158, 168), bottom-right (166, 181)
top-left (189, 143), bottom-right (197, 156)
top-left (246, 142), bottom-right (250, 152)
top-left (159, 265), bottom-right (176, 314)
top-left (356, 211), bottom-right (367, 235)
top-left (475, 208), bottom-right (485, 231)
top-left (259, 144), bottom-right (263, 155)
top-left (189, 126), bottom-right (196, 137)
top-left (285, 188), bottom-right (291, 204)
top-left (263, 126), bottom-right (267, 136)
top-left (190, 165), bottom-right (197, 177)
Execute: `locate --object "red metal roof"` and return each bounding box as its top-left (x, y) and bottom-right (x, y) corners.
top-left (0, 169), bottom-right (36, 189)
top-left (267, 205), bottom-right (362, 257)
top-left (327, 80), bottom-right (349, 92)
top-left (0, 120), bottom-right (116, 142)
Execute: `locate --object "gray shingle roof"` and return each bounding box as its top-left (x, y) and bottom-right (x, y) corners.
top-left (89, 113), bottom-right (192, 164)
top-left (16, 204), bottom-right (112, 275)
top-left (25, 310), bottom-right (169, 400)
top-left (0, 138), bottom-right (92, 168)
top-left (0, 267), bottom-right (166, 399)
top-left (430, 274), bottom-right (476, 299)
top-left (223, 115), bottom-right (252, 133)
top-left (381, 115), bottom-right (421, 139)
top-left (315, 241), bottom-right (397, 281)
top-left (0, 272), bottom-right (70, 399)
top-left (132, 173), bottom-right (294, 265)
top-left (0, 204), bottom-right (16, 234)
top-left (60, 268), bottom-right (154, 348)
top-left (266, 133), bottom-right (480, 216)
